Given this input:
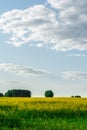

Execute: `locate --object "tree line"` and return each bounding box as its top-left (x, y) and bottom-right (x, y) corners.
top-left (0, 89), bottom-right (81, 98)
top-left (0, 89), bottom-right (54, 97)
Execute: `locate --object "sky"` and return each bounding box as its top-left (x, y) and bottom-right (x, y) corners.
top-left (0, 0), bottom-right (87, 97)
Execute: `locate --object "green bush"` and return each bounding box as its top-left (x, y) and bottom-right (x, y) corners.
top-left (45, 90), bottom-right (54, 97)
top-left (75, 95), bottom-right (81, 98)
top-left (0, 93), bottom-right (3, 97)
top-left (5, 89), bottom-right (31, 97)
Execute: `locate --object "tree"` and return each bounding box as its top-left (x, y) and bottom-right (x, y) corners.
top-left (75, 95), bottom-right (81, 98)
top-left (5, 89), bottom-right (31, 97)
top-left (0, 93), bottom-right (3, 97)
top-left (71, 96), bottom-right (74, 98)
top-left (45, 90), bottom-right (54, 97)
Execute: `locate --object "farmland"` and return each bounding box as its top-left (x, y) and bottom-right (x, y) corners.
top-left (0, 97), bottom-right (87, 130)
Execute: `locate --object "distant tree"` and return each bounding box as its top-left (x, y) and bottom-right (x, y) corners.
top-left (71, 96), bottom-right (74, 98)
top-left (75, 95), bottom-right (81, 98)
top-left (45, 90), bottom-right (54, 97)
top-left (5, 89), bottom-right (31, 97)
top-left (0, 93), bottom-right (3, 97)
top-left (5, 90), bottom-right (12, 97)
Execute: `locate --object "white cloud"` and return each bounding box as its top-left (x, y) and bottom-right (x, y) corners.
top-left (36, 43), bottom-right (44, 48)
top-left (62, 71), bottom-right (87, 80)
top-left (0, 1), bottom-right (87, 51)
top-left (0, 63), bottom-right (48, 76)
top-left (0, 80), bottom-right (26, 85)
top-left (68, 53), bottom-right (86, 57)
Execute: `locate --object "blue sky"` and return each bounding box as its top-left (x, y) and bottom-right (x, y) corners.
top-left (0, 0), bottom-right (87, 97)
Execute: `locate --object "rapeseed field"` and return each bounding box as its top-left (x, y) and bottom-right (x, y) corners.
top-left (0, 97), bottom-right (87, 130)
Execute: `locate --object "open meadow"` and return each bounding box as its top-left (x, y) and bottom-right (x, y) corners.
top-left (0, 97), bottom-right (87, 130)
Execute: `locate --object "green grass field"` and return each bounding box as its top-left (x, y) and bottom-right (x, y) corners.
top-left (0, 97), bottom-right (87, 130)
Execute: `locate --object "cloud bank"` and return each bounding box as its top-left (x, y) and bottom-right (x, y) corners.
top-left (68, 53), bottom-right (86, 57)
top-left (0, 63), bottom-right (48, 76)
top-left (0, 0), bottom-right (87, 51)
top-left (62, 71), bottom-right (87, 80)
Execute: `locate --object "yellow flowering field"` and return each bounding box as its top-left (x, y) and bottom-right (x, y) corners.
top-left (0, 97), bottom-right (87, 130)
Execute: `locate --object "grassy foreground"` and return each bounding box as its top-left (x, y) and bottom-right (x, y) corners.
top-left (0, 97), bottom-right (87, 130)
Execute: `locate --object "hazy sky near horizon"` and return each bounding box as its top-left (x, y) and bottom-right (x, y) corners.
top-left (0, 0), bottom-right (87, 96)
